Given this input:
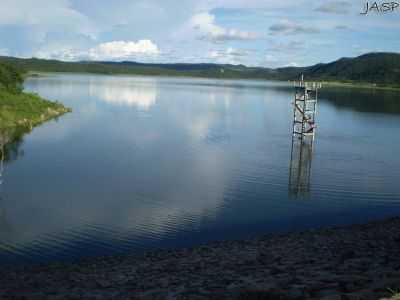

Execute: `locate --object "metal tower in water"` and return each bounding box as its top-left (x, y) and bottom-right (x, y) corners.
top-left (288, 76), bottom-right (321, 198)
top-left (292, 75), bottom-right (320, 140)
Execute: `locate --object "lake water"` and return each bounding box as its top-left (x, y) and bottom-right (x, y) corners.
top-left (1, 74), bottom-right (400, 265)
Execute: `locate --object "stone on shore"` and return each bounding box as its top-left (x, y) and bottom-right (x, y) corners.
top-left (1, 217), bottom-right (400, 299)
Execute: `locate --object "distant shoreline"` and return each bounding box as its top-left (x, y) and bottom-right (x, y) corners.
top-left (2, 52), bottom-right (399, 93)
top-left (27, 71), bottom-right (400, 92)
top-left (322, 81), bottom-right (400, 92)
top-left (1, 216), bottom-right (400, 299)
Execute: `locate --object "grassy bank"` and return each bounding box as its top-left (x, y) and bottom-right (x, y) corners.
top-left (0, 89), bottom-right (70, 130)
top-left (0, 61), bottom-right (70, 133)
top-left (389, 292), bottom-right (400, 300)
top-left (0, 62), bottom-right (71, 157)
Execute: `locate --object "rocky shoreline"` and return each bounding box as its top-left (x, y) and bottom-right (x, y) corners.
top-left (1, 217), bottom-right (400, 299)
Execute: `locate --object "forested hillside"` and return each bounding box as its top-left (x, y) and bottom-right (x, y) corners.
top-left (1, 52), bottom-right (399, 86)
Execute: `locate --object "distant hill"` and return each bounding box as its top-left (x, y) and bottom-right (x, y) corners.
top-left (0, 52), bottom-right (399, 86)
top-left (297, 53), bottom-right (400, 84)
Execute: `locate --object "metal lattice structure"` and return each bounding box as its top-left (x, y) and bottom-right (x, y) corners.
top-left (292, 76), bottom-right (321, 141)
top-left (289, 76), bottom-right (321, 198)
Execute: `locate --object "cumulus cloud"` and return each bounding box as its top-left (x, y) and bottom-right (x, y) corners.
top-left (262, 53), bottom-right (304, 68)
top-left (315, 1), bottom-right (351, 14)
top-left (265, 54), bottom-right (278, 63)
top-left (35, 48), bottom-right (82, 60)
top-left (269, 41), bottom-right (305, 52)
top-left (210, 47), bottom-right (248, 57)
top-left (0, 48), bottom-right (9, 56)
top-left (88, 40), bottom-right (160, 60)
top-left (269, 20), bottom-right (319, 35)
top-left (208, 47), bottom-right (249, 64)
top-left (0, 0), bottom-right (97, 58)
top-left (1, 0), bottom-right (398, 67)
top-left (189, 12), bottom-right (257, 42)
top-left (335, 25), bottom-right (350, 30)
top-left (35, 40), bottom-right (160, 62)
top-left (285, 62), bottom-right (299, 67)
top-left (0, 0), bottom-right (96, 37)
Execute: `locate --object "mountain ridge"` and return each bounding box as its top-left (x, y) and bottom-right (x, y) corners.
top-left (0, 52), bottom-right (399, 86)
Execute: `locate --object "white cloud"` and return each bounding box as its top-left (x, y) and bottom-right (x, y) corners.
top-left (285, 62), bottom-right (299, 67)
top-left (36, 47), bottom-right (83, 61)
top-left (88, 40), bottom-right (160, 60)
top-left (209, 47), bottom-right (248, 58)
top-left (269, 20), bottom-right (319, 35)
top-left (269, 41), bottom-right (305, 52)
top-left (0, 48), bottom-right (9, 56)
top-left (263, 54), bottom-right (292, 68)
top-left (189, 12), bottom-right (257, 42)
top-left (0, 0), bottom-right (96, 38)
top-left (1, 0), bottom-right (398, 67)
top-left (315, 1), bottom-right (351, 14)
top-left (335, 25), bottom-right (350, 30)
top-left (265, 54), bottom-right (278, 63)
top-left (35, 40), bottom-right (160, 62)
top-left (209, 47), bottom-right (249, 64)
top-left (196, 1), bottom-right (309, 11)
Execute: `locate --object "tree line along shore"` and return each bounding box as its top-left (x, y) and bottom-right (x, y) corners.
top-left (0, 62), bottom-right (70, 143)
top-left (1, 52), bottom-right (400, 90)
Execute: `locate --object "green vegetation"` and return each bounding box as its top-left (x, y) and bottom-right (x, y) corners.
top-left (388, 288), bottom-right (400, 300)
top-left (0, 126), bottom-right (25, 162)
top-left (0, 62), bottom-right (70, 148)
top-left (296, 53), bottom-right (400, 88)
top-left (0, 62), bottom-right (23, 93)
top-left (321, 86), bottom-right (400, 115)
top-left (322, 81), bottom-right (400, 91)
top-left (1, 52), bottom-right (399, 88)
top-left (0, 89), bottom-right (70, 129)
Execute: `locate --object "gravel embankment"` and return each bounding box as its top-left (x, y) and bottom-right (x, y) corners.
top-left (1, 218), bottom-right (400, 299)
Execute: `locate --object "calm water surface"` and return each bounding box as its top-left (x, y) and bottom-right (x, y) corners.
top-left (1, 74), bottom-right (400, 265)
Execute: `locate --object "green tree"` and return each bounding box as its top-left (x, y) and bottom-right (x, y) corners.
top-left (0, 63), bottom-right (24, 93)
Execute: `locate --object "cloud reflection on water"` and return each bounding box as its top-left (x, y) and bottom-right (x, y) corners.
top-left (89, 76), bottom-right (158, 110)
top-left (0, 75), bottom-right (234, 257)
top-left (2, 74), bottom-right (400, 265)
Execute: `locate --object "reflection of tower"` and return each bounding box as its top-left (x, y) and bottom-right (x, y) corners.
top-left (289, 76), bottom-right (320, 198)
top-left (289, 137), bottom-right (314, 198)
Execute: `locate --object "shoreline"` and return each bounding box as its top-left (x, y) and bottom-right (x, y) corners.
top-left (27, 71), bottom-right (400, 92)
top-left (321, 81), bottom-right (400, 92)
top-left (1, 217), bottom-right (400, 299)
top-left (0, 91), bottom-right (71, 130)
top-left (0, 90), bottom-right (71, 148)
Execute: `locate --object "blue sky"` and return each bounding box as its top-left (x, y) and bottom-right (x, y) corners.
top-left (1, 0), bottom-right (399, 67)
